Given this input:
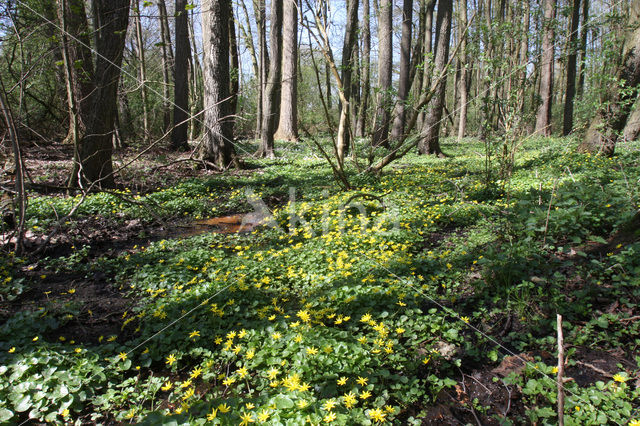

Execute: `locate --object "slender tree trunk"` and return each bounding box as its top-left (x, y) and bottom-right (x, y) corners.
top-left (238, 0), bottom-right (259, 78)
top-left (57, 0), bottom-right (94, 145)
top-left (580, 3), bottom-right (640, 156)
top-left (457, 0), bottom-right (468, 141)
top-left (158, 0), bottom-right (174, 134)
top-left (274, 0), bottom-right (299, 141)
top-left (518, 0), bottom-right (530, 114)
top-left (563, 0), bottom-right (581, 135)
top-left (256, 0), bottom-right (268, 138)
top-left (418, 0), bottom-right (436, 129)
top-left (372, 0), bottom-right (392, 148)
top-left (171, 0), bottom-right (191, 150)
top-left (229, 6), bottom-right (240, 137)
top-left (390, 0), bottom-right (413, 141)
top-left (418, 0), bottom-right (453, 156)
top-left (134, 0), bottom-right (149, 142)
top-left (200, 0), bottom-right (236, 167)
top-left (70, 0), bottom-right (130, 189)
top-left (577, 0), bottom-right (589, 99)
top-left (535, 0), bottom-right (556, 136)
top-left (323, 0), bottom-right (332, 110)
top-left (188, 8), bottom-right (203, 140)
top-left (257, 0), bottom-right (283, 158)
top-left (356, 0), bottom-right (371, 137)
top-left (336, 0), bottom-right (359, 159)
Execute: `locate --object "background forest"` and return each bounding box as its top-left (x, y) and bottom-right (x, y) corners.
top-left (0, 0), bottom-right (639, 424)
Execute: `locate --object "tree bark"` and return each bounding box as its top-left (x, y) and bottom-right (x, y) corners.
top-left (580, 3), bottom-right (640, 156)
top-left (372, 0), bottom-right (392, 148)
top-left (200, 0), bottom-right (236, 167)
top-left (256, 0), bottom-right (269, 138)
top-left (171, 0), bottom-right (191, 150)
top-left (69, 0), bottom-right (130, 189)
top-left (134, 0), bottom-right (149, 143)
top-left (390, 0), bottom-right (413, 142)
top-left (534, 0), bottom-right (556, 136)
top-left (623, 96), bottom-right (640, 141)
top-left (274, 0), bottom-right (299, 141)
top-left (577, 0), bottom-right (589, 99)
top-left (229, 6), bottom-right (240, 137)
top-left (418, 0), bottom-right (436, 129)
top-left (157, 0), bottom-right (174, 134)
top-left (257, 0), bottom-right (283, 158)
top-left (456, 0), bottom-right (468, 141)
top-left (563, 0), bottom-right (580, 136)
top-left (336, 0), bottom-right (359, 159)
top-left (356, 0), bottom-right (371, 137)
top-left (418, 0), bottom-right (453, 156)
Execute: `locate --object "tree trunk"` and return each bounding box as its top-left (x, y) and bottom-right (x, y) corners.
top-left (518, 0), bottom-right (530, 114)
top-left (336, 0), bottom-right (359, 159)
top-left (199, 0), bottom-right (236, 167)
top-left (69, 0), bottom-right (130, 189)
top-left (188, 8), bottom-right (203, 140)
top-left (418, 0), bottom-right (436, 129)
top-left (356, 0), bottom-right (371, 137)
top-left (623, 96), bottom-right (640, 141)
top-left (534, 0), bottom-right (556, 136)
top-left (256, 0), bottom-right (268, 138)
top-left (372, 0), bottom-right (392, 148)
top-left (274, 0), bottom-right (299, 141)
top-left (171, 0), bottom-right (191, 150)
top-left (418, 0), bottom-right (453, 156)
top-left (158, 0), bottom-right (174, 134)
top-left (257, 0), bottom-right (283, 158)
top-left (57, 0), bottom-right (94, 145)
top-left (229, 6), bottom-right (240, 137)
top-left (577, 0), bottom-right (589, 99)
top-left (134, 0), bottom-right (149, 143)
top-left (390, 0), bottom-right (413, 142)
top-left (563, 0), bottom-right (580, 136)
top-left (580, 3), bottom-right (640, 156)
top-left (456, 0), bottom-right (468, 141)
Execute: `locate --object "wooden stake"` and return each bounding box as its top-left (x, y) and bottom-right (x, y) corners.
top-left (557, 314), bottom-right (565, 426)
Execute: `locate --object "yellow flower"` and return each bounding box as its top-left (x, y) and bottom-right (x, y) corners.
top-left (297, 310), bottom-right (311, 322)
top-left (118, 352), bottom-right (127, 361)
top-left (61, 408), bottom-right (69, 417)
top-left (238, 329), bottom-right (248, 338)
top-left (322, 399), bottom-right (337, 411)
top-left (306, 346), bottom-right (318, 355)
top-left (189, 330), bottom-right (200, 339)
top-left (239, 411), bottom-right (255, 425)
top-left (271, 332), bottom-right (282, 340)
top-left (344, 392), bottom-right (357, 409)
top-left (267, 367), bottom-right (280, 380)
top-left (356, 376), bottom-right (368, 386)
top-left (257, 409), bottom-right (270, 422)
top-left (384, 405), bottom-right (395, 413)
top-left (237, 366), bottom-right (249, 378)
top-left (551, 367), bottom-right (558, 374)
top-left (32, 336), bottom-right (39, 342)
top-left (361, 313), bottom-right (372, 323)
top-left (180, 379), bottom-right (192, 388)
top-left (222, 376), bottom-right (236, 386)
top-left (161, 381), bottom-right (173, 391)
top-left (8, 347), bottom-right (15, 353)
top-left (613, 373), bottom-right (627, 383)
top-left (190, 367), bottom-right (202, 379)
top-left (182, 387), bottom-right (195, 400)
top-left (368, 408), bottom-right (386, 423)
top-left (246, 348), bottom-right (255, 359)
top-left (206, 408), bottom-right (218, 421)
top-left (360, 390), bottom-right (372, 400)
top-left (166, 353), bottom-right (177, 366)
top-left (294, 334), bottom-right (303, 343)
top-left (422, 357), bottom-right (430, 365)
top-left (337, 376), bottom-right (348, 386)
top-left (218, 403), bottom-right (230, 413)
top-left (395, 327), bottom-right (405, 334)
top-left (628, 420), bottom-right (640, 426)
top-left (323, 412), bottom-right (337, 423)
top-left (298, 382), bottom-right (311, 392)
top-left (461, 316), bottom-right (470, 323)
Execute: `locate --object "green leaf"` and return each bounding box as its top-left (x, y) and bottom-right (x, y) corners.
top-left (273, 395), bottom-right (294, 409)
top-left (0, 408), bottom-right (13, 422)
top-left (14, 395), bottom-right (32, 412)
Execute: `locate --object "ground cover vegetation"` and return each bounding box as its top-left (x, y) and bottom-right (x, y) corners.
top-left (1, 137), bottom-right (639, 424)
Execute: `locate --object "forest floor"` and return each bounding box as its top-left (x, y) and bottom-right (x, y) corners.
top-left (1, 136), bottom-right (639, 424)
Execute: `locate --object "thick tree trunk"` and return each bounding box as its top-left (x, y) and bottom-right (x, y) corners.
top-left (418, 0), bottom-right (436, 129)
top-left (456, 0), bottom-right (468, 141)
top-left (623, 96), bottom-right (640, 141)
top-left (390, 0), bottom-right (413, 142)
top-left (372, 0), bottom-right (392, 148)
top-left (418, 0), bottom-right (453, 156)
top-left (171, 0), bottom-right (191, 150)
top-left (257, 0), bottom-right (283, 158)
top-left (158, 0), bottom-right (174, 134)
top-left (534, 0), bottom-right (556, 136)
top-left (580, 4), bottom-right (640, 156)
top-left (356, 0), bottom-right (371, 137)
top-left (274, 0), bottom-right (299, 141)
top-left (69, 0), bottom-right (130, 189)
top-left (200, 0), bottom-right (236, 167)
top-left (563, 0), bottom-right (580, 136)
